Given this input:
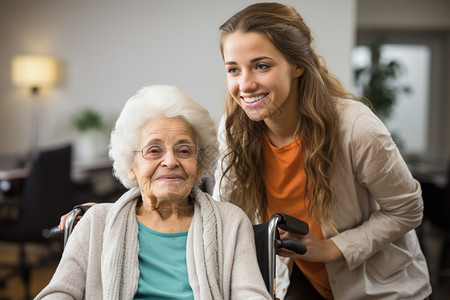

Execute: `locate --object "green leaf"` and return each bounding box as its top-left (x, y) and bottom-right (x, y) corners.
top-left (73, 108), bottom-right (103, 132)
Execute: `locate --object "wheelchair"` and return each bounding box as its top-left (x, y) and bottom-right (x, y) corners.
top-left (46, 206), bottom-right (308, 299)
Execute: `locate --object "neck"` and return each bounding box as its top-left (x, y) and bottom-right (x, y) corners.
top-left (136, 196), bottom-right (194, 233)
top-left (264, 97), bottom-right (301, 148)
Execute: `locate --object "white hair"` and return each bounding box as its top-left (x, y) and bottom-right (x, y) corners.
top-left (109, 85), bottom-right (219, 189)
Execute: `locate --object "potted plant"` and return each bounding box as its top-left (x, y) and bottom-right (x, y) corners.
top-left (354, 38), bottom-right (411, 120)
top-left (73, 108), bottom-right (103, 133)
top-left (72, 108), bottom-right (108, 163)
top-left (354, 38), bottom-right (412, 151)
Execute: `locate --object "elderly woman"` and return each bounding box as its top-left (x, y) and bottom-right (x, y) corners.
top-left (36, 85), bottom-right (270, 299)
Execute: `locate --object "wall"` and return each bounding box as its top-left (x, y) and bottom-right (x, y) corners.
top-left (358, 0), bottom-right (450, 30)
top-left (0, 0), bottom-right (356, 159)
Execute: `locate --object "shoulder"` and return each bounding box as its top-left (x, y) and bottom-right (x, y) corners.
top-left (336, 98), bottom-right (391, 142)
top-left (64, 203), bottom-right (113, 250)
top-left (216, 200), bottom-right (248, 219)
top-left (195, 188), bottom-right (251, 225)
top-left (79, 203), bottom-right (114, 228)
top-left (336, 98), bottom-right (370, 112)
top-left (214, 200), bottom-right (253, 233)
top-left (336, 98), bottom-right (376, 125)
top-left (200, 190), bottom-right (247, 217)
top-left (85, 203), bottom-right (113, 217)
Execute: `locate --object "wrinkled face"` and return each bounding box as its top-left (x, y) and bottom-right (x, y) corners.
top-left (128, 117), bottom-right (201, 204)
top-left (222, 32), bottom-right (304, 122)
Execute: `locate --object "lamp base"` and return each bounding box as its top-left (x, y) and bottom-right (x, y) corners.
top-left (31, 86), bottom-right (39, 95)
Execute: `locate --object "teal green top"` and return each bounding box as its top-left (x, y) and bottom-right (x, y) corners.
top-left (134, 221), bottom-right (193, 300)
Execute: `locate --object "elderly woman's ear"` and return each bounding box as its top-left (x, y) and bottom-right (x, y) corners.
top-left (196, 168), bottom-right (202, 179)
top-left (128, 168), bottom-right (136, 181)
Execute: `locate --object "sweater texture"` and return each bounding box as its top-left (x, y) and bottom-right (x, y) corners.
top-left (35, 187), bottom-right (270, 299)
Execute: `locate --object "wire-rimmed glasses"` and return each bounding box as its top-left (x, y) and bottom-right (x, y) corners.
top-left (133, 144), bottom-right (200, 160)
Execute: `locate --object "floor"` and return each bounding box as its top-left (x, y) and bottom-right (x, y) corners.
top-left (0, 242), bottom-right (61, 300)
top-left (0, 220), bottom-right (449, 300)
top-left (420, 219), bottom-right (450, 300)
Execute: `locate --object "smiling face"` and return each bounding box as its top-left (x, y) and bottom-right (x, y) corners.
top-left (128, 116), bottom-right (201, 205)
top-left (222, 31), bottom-right (304, 123)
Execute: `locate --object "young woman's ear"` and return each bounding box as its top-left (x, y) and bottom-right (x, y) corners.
top-left (294, 66), bottom-right (305, 78)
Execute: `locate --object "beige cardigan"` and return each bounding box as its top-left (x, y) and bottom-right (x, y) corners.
top-left (214, 99), bottom-right (432, 299)
top-left (36, 187), bottom-right (270, 299)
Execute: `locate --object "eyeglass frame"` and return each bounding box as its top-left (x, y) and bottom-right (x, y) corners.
top-left (133, 143), bottom-right (201, 160)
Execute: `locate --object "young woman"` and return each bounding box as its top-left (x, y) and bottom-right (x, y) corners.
top-left (213, 2), bottom-right (431, 299)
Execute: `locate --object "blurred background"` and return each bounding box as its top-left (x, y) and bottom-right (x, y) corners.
top-left (0, 0), bottom-right (449, 299)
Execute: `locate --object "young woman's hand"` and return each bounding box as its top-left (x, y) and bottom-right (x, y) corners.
top-left (58, 202), bottom-right (97, 230)
top-left (277, 229), bottom-right (344, 263)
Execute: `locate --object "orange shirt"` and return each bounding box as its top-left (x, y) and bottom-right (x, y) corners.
top-left (262, 133), bottom-right (332, 299)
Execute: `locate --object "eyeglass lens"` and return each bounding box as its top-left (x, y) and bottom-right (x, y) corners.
top-left (142, 144), bottom-right (198, 160)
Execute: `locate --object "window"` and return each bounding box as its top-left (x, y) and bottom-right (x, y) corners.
top-left (352, 44), bottom-right (431, 156)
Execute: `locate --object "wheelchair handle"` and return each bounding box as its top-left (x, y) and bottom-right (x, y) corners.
top-left (72, 205), bottom-right (91, 214)
top-left (276, 238), bottom-right (307, 255)
top-left (64, 205), bottom-right (90, 247)
top-left (42, 226), bottom-right (64, 239)
top-left (267, 213), bottom-right (309, 299)
top-left (274, 212), bottom-right (309, 235)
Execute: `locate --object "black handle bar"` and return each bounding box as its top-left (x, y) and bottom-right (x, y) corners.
top-left (42, 226), bottom-right (63, 239)
top-left (274, 213), bottom-right (309, 235)
top-left (276, 238), bottom-right (307, 255)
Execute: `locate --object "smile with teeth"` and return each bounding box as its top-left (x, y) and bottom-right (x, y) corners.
top-left (242, 94), bottom-right (267, 103)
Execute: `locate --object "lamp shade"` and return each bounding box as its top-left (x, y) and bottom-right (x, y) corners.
top-left (11, 55), bottom-right (57, 88)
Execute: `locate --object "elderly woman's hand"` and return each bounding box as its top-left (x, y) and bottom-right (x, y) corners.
top-left (58, 202), bottom-right (97, 230)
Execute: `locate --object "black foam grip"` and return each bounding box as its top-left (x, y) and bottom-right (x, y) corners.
top-left (42, 226), bottom-right (64, 239)
top-left (276, 213), bottom-right (309, 235)
top-left (278, 238), bottom-right (307, 255)
top-left (73, 204), bottom-right (91, 215)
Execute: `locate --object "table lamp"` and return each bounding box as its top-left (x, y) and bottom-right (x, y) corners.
top-left (11, 55), bottom-right (58, 155)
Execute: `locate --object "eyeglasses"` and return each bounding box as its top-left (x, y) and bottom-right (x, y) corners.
top-left (133, 144), bottom-right (200, 160)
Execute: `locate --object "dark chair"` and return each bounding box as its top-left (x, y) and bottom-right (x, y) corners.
top-left (0, 144), bottom-right (76, 299)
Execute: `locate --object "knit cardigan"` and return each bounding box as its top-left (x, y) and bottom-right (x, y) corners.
top-left (35, 187), bottom-right (270, 299)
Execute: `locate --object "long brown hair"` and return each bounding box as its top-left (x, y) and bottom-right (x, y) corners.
top-left (219, 2), bottom-right (356, 228)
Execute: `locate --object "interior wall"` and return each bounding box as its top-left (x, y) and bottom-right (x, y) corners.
top-left (0, 0), bottom-right (356, 158)
top-left (357, 0), bottom-right (450, 30)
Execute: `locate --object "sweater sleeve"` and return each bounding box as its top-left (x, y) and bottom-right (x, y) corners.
top-left (34, 205), bottom-right (108, 299)
top-left (34, 218), bottom-right (90, 299)
top-left (330, 104), bottom-right (423, 270)
top-left (219, 202), bottom-right (272, 299)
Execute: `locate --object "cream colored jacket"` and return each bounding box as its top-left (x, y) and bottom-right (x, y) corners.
top-left (213, 99), bottom-right (432, 299)
top-left (36, 187), bottom-right (270, 299)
